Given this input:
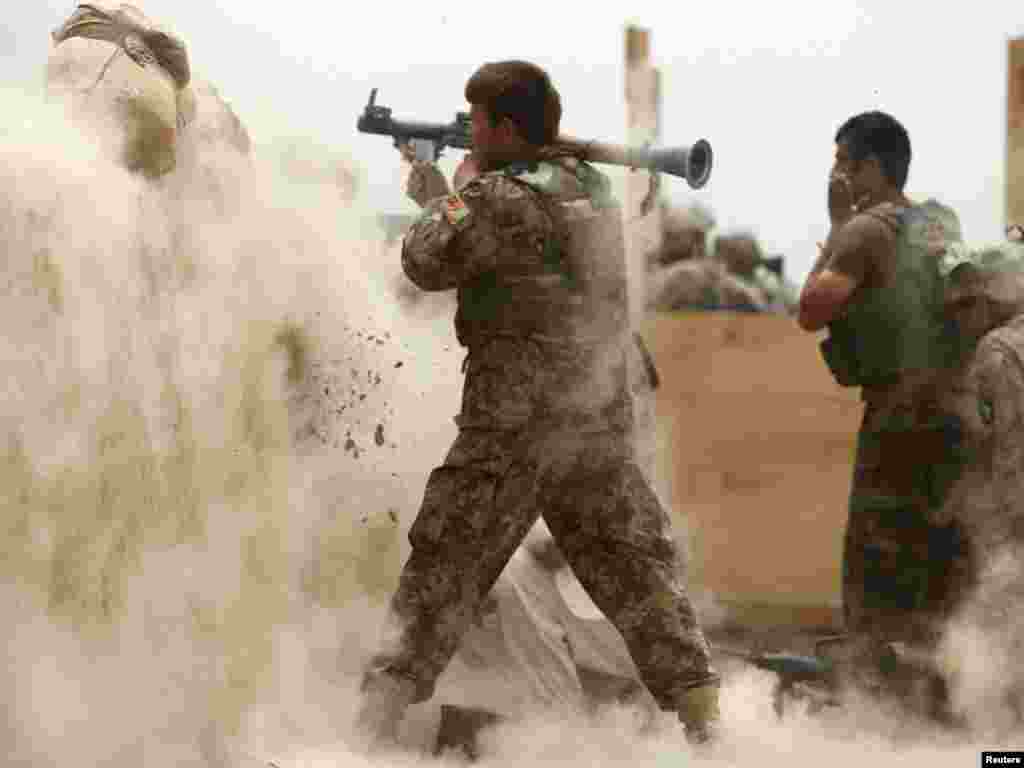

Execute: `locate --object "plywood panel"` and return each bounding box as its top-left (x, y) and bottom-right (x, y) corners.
top-left (642, 311), bottom-right (863, 628)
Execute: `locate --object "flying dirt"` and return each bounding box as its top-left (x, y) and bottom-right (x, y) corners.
top-left (1, 3), bottom-right (1023, 767)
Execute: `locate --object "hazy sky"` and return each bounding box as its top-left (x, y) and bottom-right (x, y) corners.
top-left (5, 1), bottom-right (1024, 282)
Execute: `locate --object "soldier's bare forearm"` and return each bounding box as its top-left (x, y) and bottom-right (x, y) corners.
top-left (809, 225), bottom-right (842, 278)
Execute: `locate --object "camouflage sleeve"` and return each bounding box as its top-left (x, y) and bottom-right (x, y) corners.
top-left (406, 162), bottom-right (451, 208)
top-left (399, 176), bottom-right (517, 292)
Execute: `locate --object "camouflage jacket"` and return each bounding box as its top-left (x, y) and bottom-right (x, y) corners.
top-left (937, 316), bottom-right (1024, 545)
top-left (401, 159), bottom-right (633, 433)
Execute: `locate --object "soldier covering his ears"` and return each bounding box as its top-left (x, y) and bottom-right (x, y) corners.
top-left (799, 112), bottom-right (974, 718)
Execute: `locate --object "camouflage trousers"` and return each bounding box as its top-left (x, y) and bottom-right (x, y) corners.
top-left (843, 399), bottom-right (975, 645)
top-left (364, 427), bottom-right (718, 711)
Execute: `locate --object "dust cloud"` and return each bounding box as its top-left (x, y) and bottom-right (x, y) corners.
top-left (0, 77), bottom-right (454, 766)
top-left (0, 56), bottom-right (1021, 768)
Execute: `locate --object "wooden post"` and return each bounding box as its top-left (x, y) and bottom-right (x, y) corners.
top-left (624, 25), bottom-right (663, 326)
top-left (1007, 37), bottom-right (1024, 229)
top-left (625, 27), bottom-right (677, 551)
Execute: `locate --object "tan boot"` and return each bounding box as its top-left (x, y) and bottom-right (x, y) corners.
top-left (677, 683), bottom-right (721, 746)
top-left (354, 672), bottom-right (417, 752)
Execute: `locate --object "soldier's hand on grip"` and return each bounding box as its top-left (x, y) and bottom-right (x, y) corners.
top-left (397, 140), bottom-right (417, 164)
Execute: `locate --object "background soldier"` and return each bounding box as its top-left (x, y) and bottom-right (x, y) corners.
top-left (355, 60), bottom-right (720, 750)
top-left (797, 111), bottom-right (972, 719)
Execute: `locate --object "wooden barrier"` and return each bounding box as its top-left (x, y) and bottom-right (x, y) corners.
top-left (641, 310), bottom-right (863, 630)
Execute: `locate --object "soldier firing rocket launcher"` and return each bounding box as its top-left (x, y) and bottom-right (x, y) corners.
top-left (356, 88), bottom-right (713, 189)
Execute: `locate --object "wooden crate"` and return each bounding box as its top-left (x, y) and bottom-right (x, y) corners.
top-left (641, 311), bottom-right (863, 630)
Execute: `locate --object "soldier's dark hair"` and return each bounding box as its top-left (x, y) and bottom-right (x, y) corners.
top-left (835, 111), bottom-right (911, 190)
top-left (465, 60), bottom-right (561, 146)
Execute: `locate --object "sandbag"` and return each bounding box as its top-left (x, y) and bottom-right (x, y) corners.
top-left (159, 78), bottom-right (253, 222)
top-left (181, 81), bottom-right (251, 158)
top-left (47, 3), bottom-right (194, 177)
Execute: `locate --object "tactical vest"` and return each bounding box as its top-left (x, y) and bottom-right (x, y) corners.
top-left (821, 201), bottom-right (960, 388)
top-left (454, 160), bottom-right (629, 347)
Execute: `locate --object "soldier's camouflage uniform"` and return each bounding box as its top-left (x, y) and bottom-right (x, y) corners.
top-left (841, 382), bottom-right (975, 645)
top-left (364, 157), bottom-right (718, 714)
top-left (938, 318), bottom-right (1024, 575)
top-left (936, 248), bottom-right (1024, 587)
top-left (822, 201), bottom-right (974, 646)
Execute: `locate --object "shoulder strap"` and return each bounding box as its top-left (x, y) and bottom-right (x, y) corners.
top-left (858, 201), bottom-right (906, 235)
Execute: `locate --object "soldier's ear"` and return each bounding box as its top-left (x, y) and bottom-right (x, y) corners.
top-left (497, 116), bottom-right (522, 143)
top-left (863, 154), bottom-right (885, 180)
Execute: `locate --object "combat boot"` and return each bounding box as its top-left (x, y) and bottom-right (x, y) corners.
top-left (353, 671), bottom-right (417, 752)
top-left (676, 683), bottom-right (721, 746)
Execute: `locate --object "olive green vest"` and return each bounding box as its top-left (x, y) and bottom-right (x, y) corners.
top-left (821, 200), bottom-right (961, 387)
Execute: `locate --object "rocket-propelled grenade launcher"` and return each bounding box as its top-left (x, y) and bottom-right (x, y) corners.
top-left (357, 88), bottom-right (712, 189)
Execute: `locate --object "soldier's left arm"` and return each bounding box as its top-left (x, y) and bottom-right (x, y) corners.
top-left (797, 214), bottom-right (893, 331)
top-left (400, 179), bottom-right (506, 291)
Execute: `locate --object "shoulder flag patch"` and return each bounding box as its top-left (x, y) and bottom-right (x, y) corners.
top-left (443, 193), bottom-right (470, 225)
